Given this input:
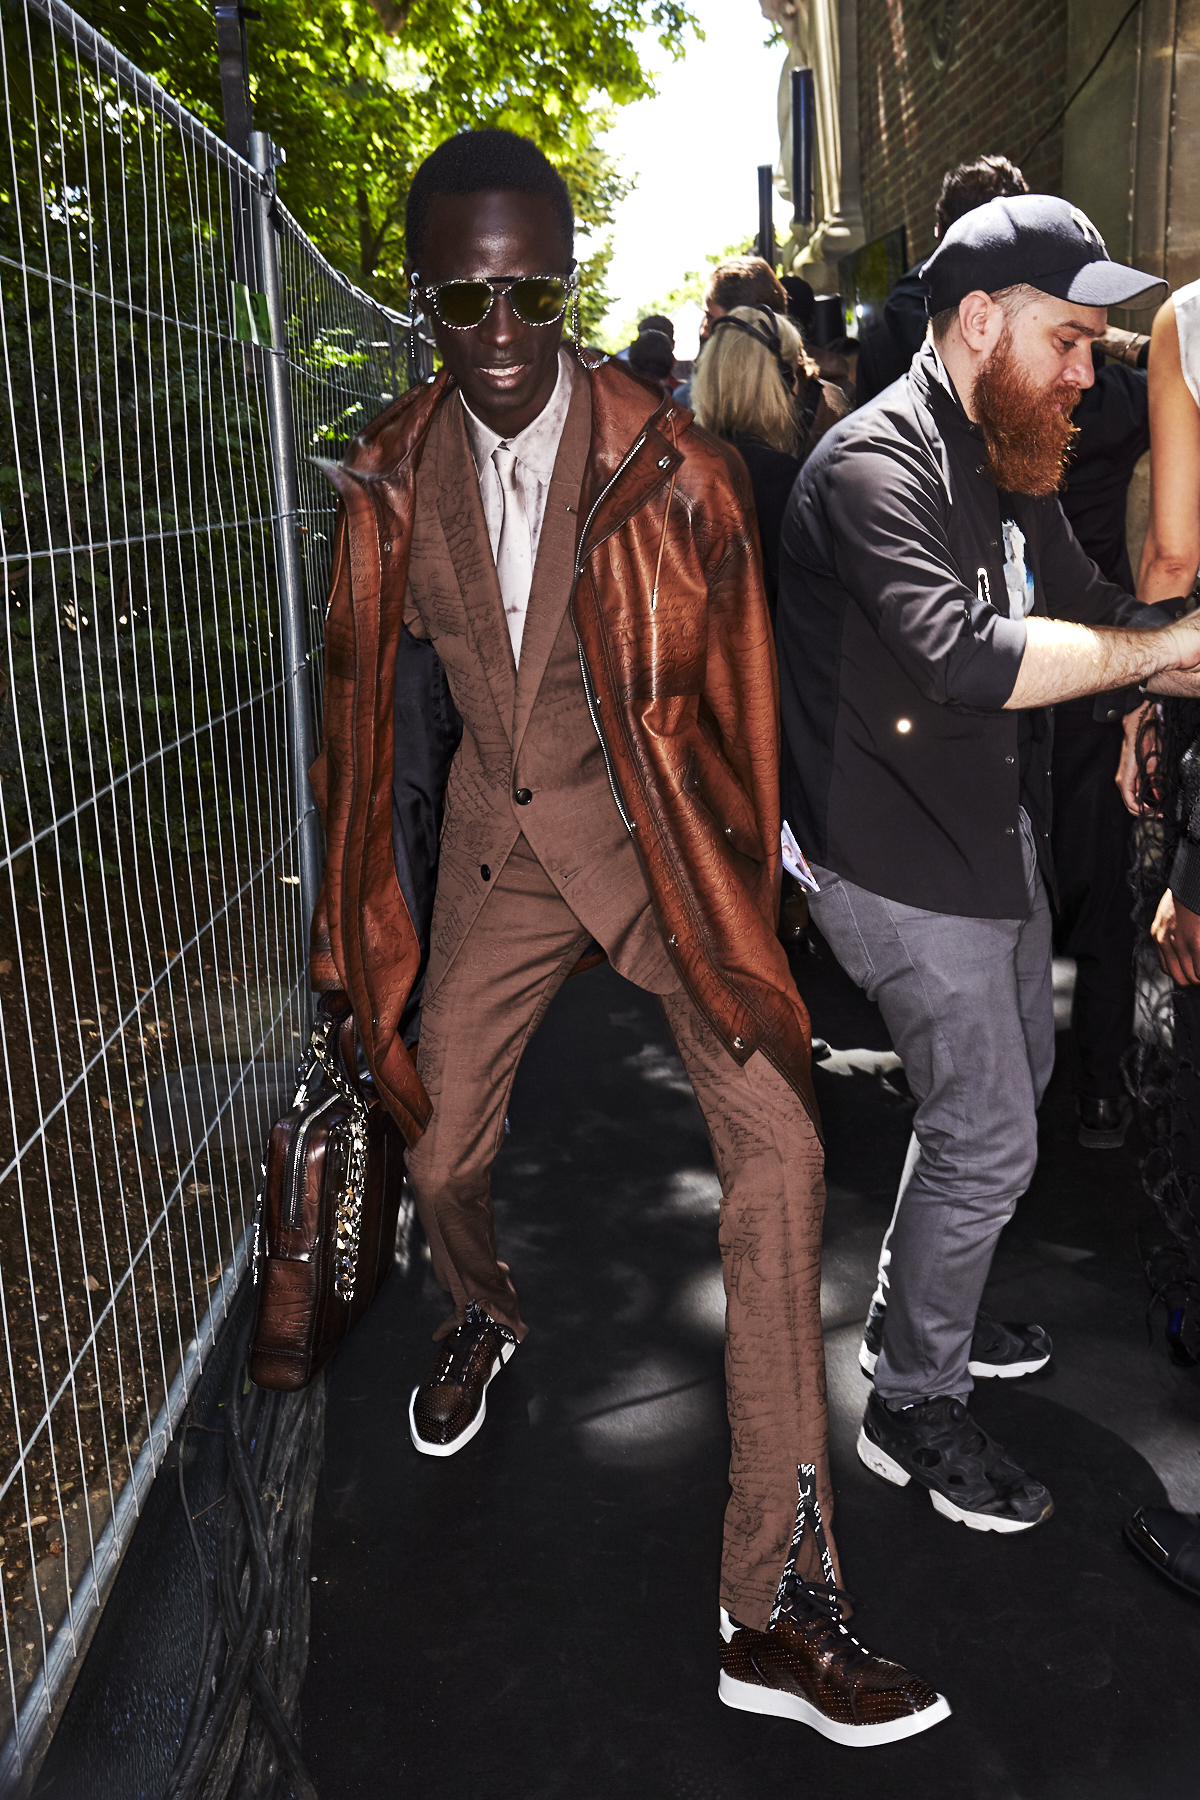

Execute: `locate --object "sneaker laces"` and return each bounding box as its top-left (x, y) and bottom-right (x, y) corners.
top-left (427, 1303), bottom-right (514, 1384)
top-left (777, 1576), bottom-right (874, 1674)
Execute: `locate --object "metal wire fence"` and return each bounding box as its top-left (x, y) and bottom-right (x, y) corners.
top-left (0, 0), bottom-right (419, 1775)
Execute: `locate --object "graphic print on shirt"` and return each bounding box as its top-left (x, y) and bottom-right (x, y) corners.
top-left (1001, 518), bottom-right (1036, 619)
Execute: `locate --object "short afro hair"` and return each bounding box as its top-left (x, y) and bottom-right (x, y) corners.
top-left (406, 129), bottom-right (575, 266)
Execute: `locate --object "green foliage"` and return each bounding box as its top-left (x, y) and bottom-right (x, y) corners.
top-left (69, 0), bottom-right (698, 319)
top-left (592, 235), bottom-right (756, 354)
top-left (0, 10), bottom-right (395, 856)
top-left (0, 0), bottom-right (702, 856)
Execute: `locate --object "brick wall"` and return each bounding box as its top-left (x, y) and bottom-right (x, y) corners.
top-left (858, 0), bottom-right (1068, 265)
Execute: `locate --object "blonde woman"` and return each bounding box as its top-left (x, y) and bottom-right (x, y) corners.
top-left (691, 305), bottom-right (845, 617)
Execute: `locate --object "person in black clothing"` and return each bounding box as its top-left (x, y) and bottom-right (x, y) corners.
top-left (616, 312), bottom-right (676, 364)
top-left (856, 154), bottom-right (1029, 406)
top-left (690, 304), bottom-right (844, 619)
top-left (777, 195), bottom-right (1191, 1536)
top-left (628, 326), bottom-right (677, 392)
top-left (781, 275), bottom-right (816, 335)
top-left (1052, 341), bottom-right (1151, 1144)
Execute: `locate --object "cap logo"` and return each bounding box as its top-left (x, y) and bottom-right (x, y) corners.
top-left (1070, 206), bottom-right (1104, 250)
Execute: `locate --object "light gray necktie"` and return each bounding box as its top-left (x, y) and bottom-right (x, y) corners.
top-left (491, 443), bottom-right (532, 663)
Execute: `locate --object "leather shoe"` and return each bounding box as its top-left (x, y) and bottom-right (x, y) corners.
top-left (1078, 1095), bottom-right (1131, 1149)
top-left (719, 1577), bottom-right (950, 1746)
top-left (1125, 1505), bottom-right (1200, 1597)
top-left (409, 1301), bottom-right (516, 1457)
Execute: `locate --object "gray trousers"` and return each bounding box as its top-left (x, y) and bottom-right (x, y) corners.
top-left (809, 831), bottom-right (1054, 1406)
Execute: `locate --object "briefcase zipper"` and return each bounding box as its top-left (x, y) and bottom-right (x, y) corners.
top-left (283, 1089), bottom-right (340, 1232)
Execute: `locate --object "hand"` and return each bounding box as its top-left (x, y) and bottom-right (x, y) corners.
top-left (1116, 701), bottom-right (1158, 815)
top-left (1161, 613), bottom-right (1200, 672)
top-left (1153, 889), bottom-right (1200, 984)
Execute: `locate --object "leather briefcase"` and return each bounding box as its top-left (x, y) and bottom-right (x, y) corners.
top-left (248, 995), bottom-right (404, 1391)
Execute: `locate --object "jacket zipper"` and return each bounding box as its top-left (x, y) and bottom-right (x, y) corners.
top-left (568, 426), bottom-right (660, 835)
top-left (284, 1089), bottom-right (340, 1232)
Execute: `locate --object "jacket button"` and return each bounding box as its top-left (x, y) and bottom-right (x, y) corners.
top-left (976, 463), bottom-right (987, 475)
top-left (733, 1035), bottom-right (746, 1051)
top-left (383, 541), bottom-right (392, 552)
top-left (481, 864), bottom-right (491, 881)
top-left (514, 787), bottom-right (532, 805)
top-left (1005, 755), bottom-right (1014, 765)
top-left (1104, 708), bottom-right (1119, 721)
top-left (1005, 826), bottom-right (1014, 836)
top-left (657, 455), bottom-right (671, 469)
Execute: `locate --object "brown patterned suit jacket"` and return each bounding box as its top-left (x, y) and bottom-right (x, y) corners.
top-left (310, 350), bottom-right (820, 1146)
top-left (403, 363), bottom-right (675, 1001)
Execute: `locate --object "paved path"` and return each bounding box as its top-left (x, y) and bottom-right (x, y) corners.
top-left (302, 933), bottom-right (1200, 1800)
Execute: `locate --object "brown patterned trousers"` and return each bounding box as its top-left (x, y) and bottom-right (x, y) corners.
top-left (406, 835), bottom-right (836, 1630)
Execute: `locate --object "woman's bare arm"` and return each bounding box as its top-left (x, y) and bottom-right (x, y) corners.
top-left (1139, 298), bottom-right (1200, 601)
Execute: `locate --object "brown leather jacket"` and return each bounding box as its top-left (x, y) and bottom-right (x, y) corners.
top-left (309, 350), bottom-right (820, 1145)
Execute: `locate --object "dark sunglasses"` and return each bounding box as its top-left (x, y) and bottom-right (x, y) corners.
top-left (413, 268), bottom-right (578, 330)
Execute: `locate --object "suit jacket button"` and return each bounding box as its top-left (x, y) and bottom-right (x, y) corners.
top-left (481, 864), bottom-right (491, 880)
top-left (514, 787), bottom-right (533, 805)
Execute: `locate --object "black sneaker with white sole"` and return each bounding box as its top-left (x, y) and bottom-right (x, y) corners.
top-left (967, 1314), bottom-right (1052, 1379)
top-left (858, 1296), bottom-right (886, 1376)
top-left (857, 1390), bottom-right (1054, 1533)
top-left (859, 1302), bottom-right (1051, 1380)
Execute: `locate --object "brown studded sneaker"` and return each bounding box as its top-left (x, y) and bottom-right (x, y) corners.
top-left (718, 1578), bottom-right (951, 1747)
top-left (408, 1301), bottom-right (517, 1458)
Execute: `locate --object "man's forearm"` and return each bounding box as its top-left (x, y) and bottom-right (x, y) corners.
top-left (1002, 616), bottom-right (1199, 709)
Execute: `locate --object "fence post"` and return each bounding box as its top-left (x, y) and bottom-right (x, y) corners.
top-left (251, 130), bottom-right (323, 993)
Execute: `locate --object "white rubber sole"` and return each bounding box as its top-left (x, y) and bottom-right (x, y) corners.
top-left (718, 1670), bottom-right (951, 1746)
top-left (862, 1341), bottom-right (1048, 1381)
top-left (967, 1350), bottom-right (1050, 1380)
top-left (856, 1425), bottom-right (1050, 1533)
top-left (408, 1339), bottom-right (516, 1458)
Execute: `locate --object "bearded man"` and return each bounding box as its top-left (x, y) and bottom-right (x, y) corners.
top-left (775, 195), bottom-right (1200, 1530)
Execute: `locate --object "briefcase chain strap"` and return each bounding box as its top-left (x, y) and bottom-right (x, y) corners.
top-left (310, 1017), bottom-right (371, 1305)
top-left (251, 1013), bottom-right (370, 1305)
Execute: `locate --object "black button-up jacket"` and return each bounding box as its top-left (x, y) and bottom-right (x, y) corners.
top-left (777, 342), bottom-right (1172, 920)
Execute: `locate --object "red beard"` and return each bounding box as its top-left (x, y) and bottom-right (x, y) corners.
top-left (972, 325), bottom-right (1081, 496)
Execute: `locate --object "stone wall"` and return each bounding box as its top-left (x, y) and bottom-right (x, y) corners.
top-left (858, 0), bottom-right (1068, 264)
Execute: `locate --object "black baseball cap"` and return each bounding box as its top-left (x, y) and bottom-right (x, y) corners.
top-left (920, 194), bottom-right (1167, 315)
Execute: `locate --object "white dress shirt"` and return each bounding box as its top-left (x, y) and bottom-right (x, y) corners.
top-left (460, 350), bottom-right (574, 662)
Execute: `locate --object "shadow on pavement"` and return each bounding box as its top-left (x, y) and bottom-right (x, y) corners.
top-left (302, 936), bottom-right (1200, 1800)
